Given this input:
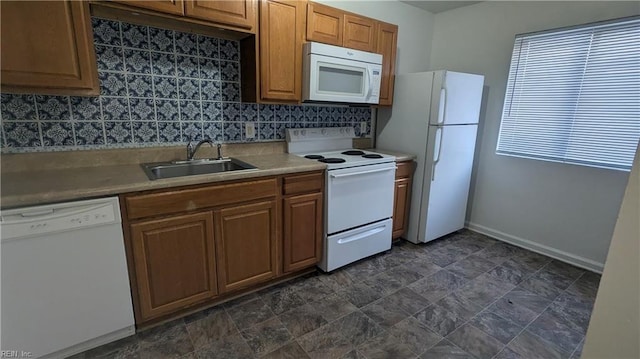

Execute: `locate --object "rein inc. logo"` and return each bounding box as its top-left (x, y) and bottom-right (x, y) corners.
top-left (1, 351), bottom-right (33, 358)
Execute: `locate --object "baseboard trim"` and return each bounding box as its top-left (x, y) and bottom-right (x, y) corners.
top-left (466, 221), bottom-right (604, 273)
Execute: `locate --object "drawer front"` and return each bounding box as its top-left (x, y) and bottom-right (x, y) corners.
top-left (396, 160), bottom-right (414, 178)
top-left (320, 218), bottom-right (392, 272)
top-left (126, 178), bottom-right (278, 220)
top-left (283, 171), bottom-right (323, 195)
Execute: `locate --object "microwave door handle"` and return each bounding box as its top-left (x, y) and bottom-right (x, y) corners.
top-left (366, 68), bottom-right (373, 99)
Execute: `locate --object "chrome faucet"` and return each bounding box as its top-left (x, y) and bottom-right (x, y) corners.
top-left (186, 138), bottom-right (213, 161)
top-left (216, 143), bottom-right (224, 160)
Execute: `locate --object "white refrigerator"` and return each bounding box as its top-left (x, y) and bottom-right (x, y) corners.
top-left (376, 70), bottom-right (484, 243)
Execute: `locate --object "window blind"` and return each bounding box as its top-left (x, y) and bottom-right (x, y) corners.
top-left (497, 17), bottom-right (640, 171)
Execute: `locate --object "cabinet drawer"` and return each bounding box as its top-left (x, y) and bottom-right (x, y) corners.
top-left (396, 161), bottom-right (414, 178)
top-left (283, 172), bottom-right (323, 195)
top-left (126, 178), bottom-right (278, 219)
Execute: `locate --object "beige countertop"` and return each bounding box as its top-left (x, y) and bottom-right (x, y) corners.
top-left (368, 149), bottom-right (416, 162)
top-left (1, 143), bottom-right (415, 209)
top-left (1, 153), bottom-right (325, 209)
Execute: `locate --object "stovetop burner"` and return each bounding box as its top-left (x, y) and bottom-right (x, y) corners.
top-left (319, 158), bottom-right (346, 164)
top-left (341, 150), bottom-right (365, 156)
top-left (362, 154), bottom-right (383, 159)
top-left (304, 154), bottom-right (325, 159)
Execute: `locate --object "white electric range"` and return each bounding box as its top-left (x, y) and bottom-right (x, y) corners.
top-left (286, 127), bottom-right (396, 271)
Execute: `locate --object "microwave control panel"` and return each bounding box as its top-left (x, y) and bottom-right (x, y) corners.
top-left (371, 69), bottom-right (381, 96)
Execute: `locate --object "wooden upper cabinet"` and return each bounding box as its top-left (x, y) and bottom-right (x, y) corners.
top-left (343, 14), bottom-right (376, 52)
top-left (112, 0), bottom-right (185, 15)
top-left (0, 1), bottom-right (99, 96)
top-left (260, 0), bottom-right (305, 101)
top-left (185, 0), bottom-right (257, 31)
top-left (375, 21), bottom-right (398, 106)
top-left (306, 2), bottom-right (343, 46)
top-left (130, 212), bottom-right (217, 321)
top-left (214, 200), bottom-right (278, 293)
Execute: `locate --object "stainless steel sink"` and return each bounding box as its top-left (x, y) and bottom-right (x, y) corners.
top-left (141, 158), bottom-right (257, 180)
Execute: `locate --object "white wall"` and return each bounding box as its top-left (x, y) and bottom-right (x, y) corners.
top-left (582, 143), bottom-right (640, 359)
top-left (429, 1), bottom-right (639, 271)
top-left (316, 0), bottom-right (435, 74)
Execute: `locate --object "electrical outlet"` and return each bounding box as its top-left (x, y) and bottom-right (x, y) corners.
top-left (360, 121), bottom-right (367, 135)
top-left (245, 122), bottom-right (256, 139)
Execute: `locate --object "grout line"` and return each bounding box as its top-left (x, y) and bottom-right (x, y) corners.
top-left (568, 336), bottom-right (585, 359)
top-left (490, 267), bottom-right (586, 359)
top-left (402, 240), bottom-right (552, 358)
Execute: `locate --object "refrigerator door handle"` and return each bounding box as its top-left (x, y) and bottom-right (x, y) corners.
top-left (438, 87), bottom-right (447, 125)
top-left (432, 126), bottom-right (444, 181)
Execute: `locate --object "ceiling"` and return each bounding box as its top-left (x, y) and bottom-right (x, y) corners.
top-left (401, 1), bottom-right (482, 14)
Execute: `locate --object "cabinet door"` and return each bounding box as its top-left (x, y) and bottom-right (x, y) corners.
top-left (215, 200), bottom-right (278, 293)
top-left (130, 212), bottom-right (217, 321)
top-left (283, 193), bottom-right (323, 272)
top-left (306, 2), bottom-right (343, 46)
top-left (112, 0), bottom-right (185, 15)
top-left (185, 0), bottom-right (257, 31)
top-left (260, 0), bottom-right (305, 101)
top-left (0, 1), bottom-right (99, 96)
top-left (393, 177), bottom-right (411, 239)
top-left (343, 14), bottom-right (376, 52)
top-left (375, 21), bottom-right (398, 106)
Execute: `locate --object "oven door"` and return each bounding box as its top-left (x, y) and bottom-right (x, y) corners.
top-left (326, 162), bottom-right (396, 234)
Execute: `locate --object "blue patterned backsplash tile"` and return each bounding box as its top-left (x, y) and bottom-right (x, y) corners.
top-left (0, 17), bottom-right (371, 153)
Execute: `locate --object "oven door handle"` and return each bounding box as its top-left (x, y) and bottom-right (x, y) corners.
top-left (330, 167), bottom-right (396, 179)
top-left (337, 225), bottom-right (387, 244)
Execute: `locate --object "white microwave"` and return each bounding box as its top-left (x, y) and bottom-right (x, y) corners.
top-left (302, 42), bottom-right (383, 104)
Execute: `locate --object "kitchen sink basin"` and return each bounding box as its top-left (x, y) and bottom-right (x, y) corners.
top-left (142, 158), bottom-right (257, 180)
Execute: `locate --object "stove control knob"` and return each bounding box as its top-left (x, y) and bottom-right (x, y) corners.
top-left (321, 129), bottom-right (327, 135)
top-left (293, 130), bottom-right (299, 136)
top-left (301, 130), bottom-right (306, 136)
top-left (339, 128), bottom-right (345, 134)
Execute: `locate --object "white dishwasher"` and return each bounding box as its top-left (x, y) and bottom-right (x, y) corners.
top-left (1, 197), bottom-right (135, 358)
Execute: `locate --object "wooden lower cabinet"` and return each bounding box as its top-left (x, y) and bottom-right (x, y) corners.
top-left (283, 192), bottom-right (323, 273)
top-left (393, 161), bottom-right (414, 239)
top-left (122, 172), bottom-right (323, 325)
top-left (130, 212), bottom-right (217, 321)
top-left (214, 200), bottom-right (278, 293)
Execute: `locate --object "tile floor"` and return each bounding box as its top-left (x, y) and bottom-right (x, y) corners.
top-left (74, 230), bottom-right (600, 359)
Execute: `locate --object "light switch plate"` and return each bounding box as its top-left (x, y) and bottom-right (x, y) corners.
top-left (245, 122), bottom-right (256, 139)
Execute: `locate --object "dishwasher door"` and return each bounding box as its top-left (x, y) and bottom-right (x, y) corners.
top-left (1, 197), bottom-right (135, 358)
